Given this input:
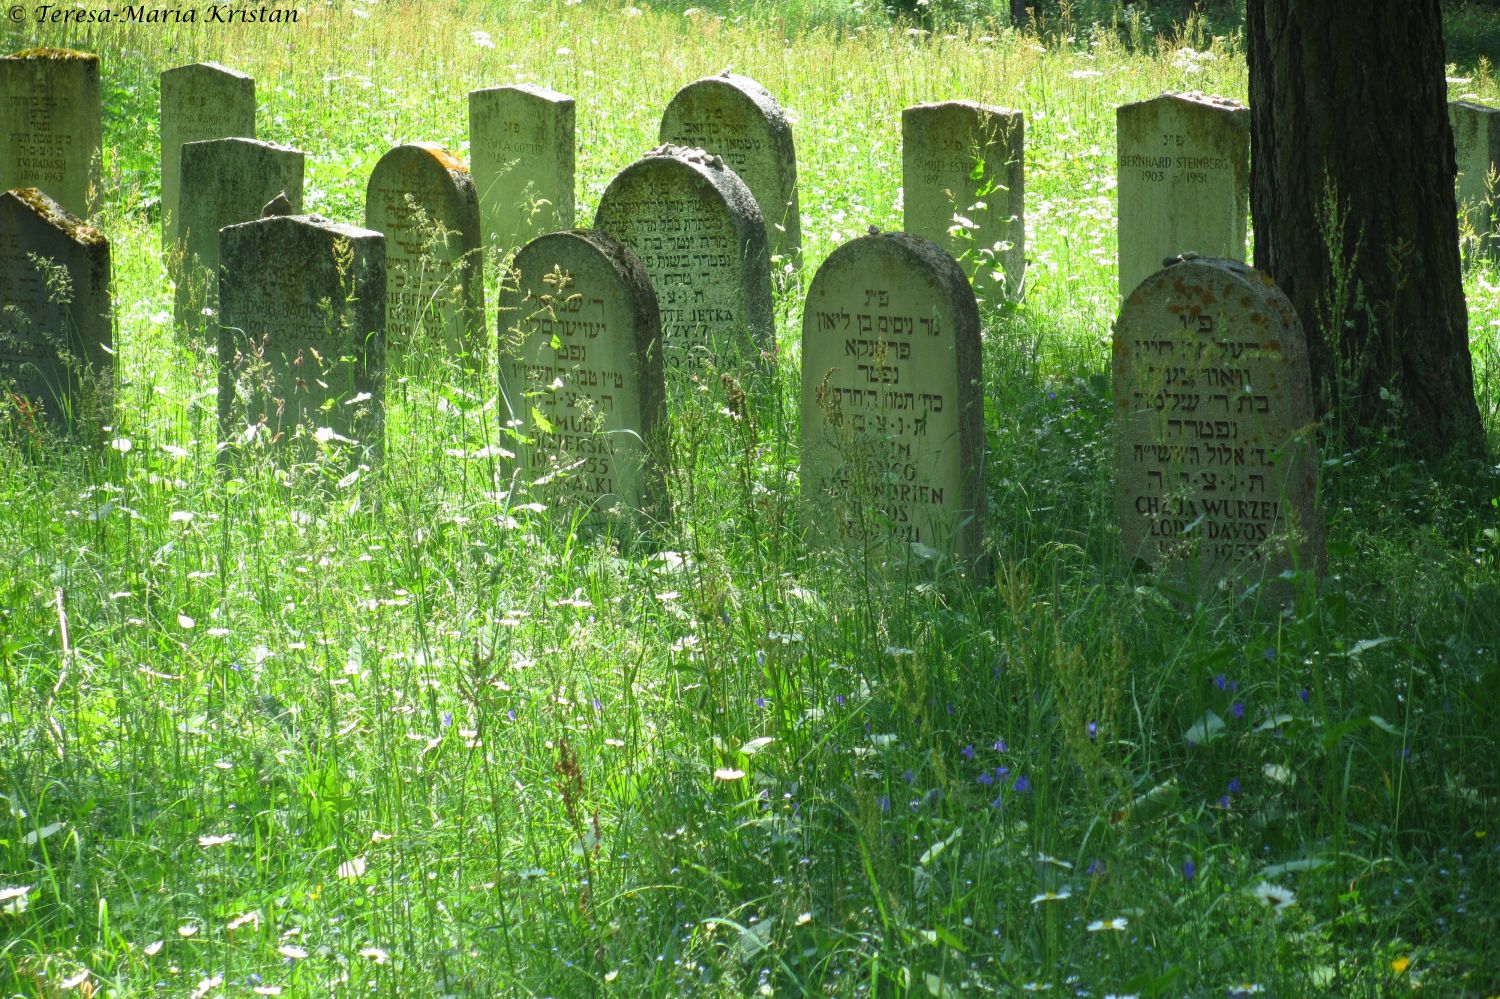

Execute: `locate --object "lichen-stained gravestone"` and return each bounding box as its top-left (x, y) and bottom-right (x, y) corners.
top-left (498, 230), bottom-right (666, 526)
top-left (595, 145), bottom-right (772, 383)
top-left (801, 231), bottom-right (983, 561)
top-left (0, 188), bottom-right (111, 429)
top-left (218, 214), bottom-right (385, 461)
top-left (0, 49), bottom-right (103, 219)
top-left (469, 84), bottom-right (575, 255)
top-left (1114, 257), bottom-right (1323, 595)
top-left (1116, 92), bottom-right (1249, 297)
top-left (659, 72), bottom-right (801, 268)
top-left (160, 63), bottom-right (255, 248)
top-left (364, 143), bottom-right (484, 363)
top-left (175, 137), bottom-right (303, 331)
top-left (1449, 100), bottom-right (1500, 259)
top-left (902, 101), bottom-right (1025, 302)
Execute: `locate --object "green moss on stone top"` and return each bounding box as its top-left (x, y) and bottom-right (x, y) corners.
top-left (6, 47), bottom-right (99, 61)
top-left (9, 187), bottom-right (107, 246)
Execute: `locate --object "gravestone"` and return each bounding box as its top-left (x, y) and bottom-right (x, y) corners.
top-left (175, 137), bottom-right (303, 331)
top-left (364, 143), bottom-right (484, 362)
top-left (595, 145), bottom-right (772, 381)
top-left (469, 84), bottom-right (575, 255)
top-left (1114, 257), bottom-right (1323, 595)
top-left (218, 213), bottom-right (385, 460)
top-left (1450, 100), bottom-right (1500, 259)
top-left (160, 63), bottom-right (255, 248)
top-left (498, 230), bottom-right (666, 525)
top-left (902, 101), bottom-right (1025, 301)
top-left (659, 72), bottom-right (801, 268)
top-left (0, 188), bottom-right (111, 429)
top-left (800, 231), bottom-right (984, 560)
top-left (0, 49), bottom-right (103, 218)
top-left (1116, 92), bottom-right (1249, 297)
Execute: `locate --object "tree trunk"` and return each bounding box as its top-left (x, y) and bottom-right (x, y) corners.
top-left (1246, 0), bottom-right (1484, 455)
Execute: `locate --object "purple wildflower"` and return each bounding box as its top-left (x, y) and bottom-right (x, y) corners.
top-left (961, 744), bottom-right (975, 760)
top-left (1013, 775), bottom-right (1032, 793)
top-left (1183, 858), bottom-right (1196, 881)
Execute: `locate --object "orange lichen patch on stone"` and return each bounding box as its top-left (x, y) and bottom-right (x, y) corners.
top-left (423, 144), bottom-right (471, 176)
top-left (11, 187), bottom-right (107, 245)
top-left (7, 47), bottom-right (98, 61)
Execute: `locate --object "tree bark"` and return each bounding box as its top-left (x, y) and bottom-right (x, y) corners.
top-left (1246, 0), bottom-right (1484, 455)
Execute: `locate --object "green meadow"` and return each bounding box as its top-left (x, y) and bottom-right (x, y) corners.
top-left (3, 1), bottom-right (1500, 995)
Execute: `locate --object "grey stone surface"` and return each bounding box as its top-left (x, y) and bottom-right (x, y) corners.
top-left (160, 63), bottom-right (254, 249)
top-left (1450, 99), bottom-right (1500, 259)
top-left (469, 84), bottom-right (575, 255)
top-left (0, 49), bottom-right (102, 218)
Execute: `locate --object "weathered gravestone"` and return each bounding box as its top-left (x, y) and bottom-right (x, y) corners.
top-left (0, 49), bottom-right (103, 218)
top-left (160, 63), bottom-right (255, 248)
top-left (595, 145), bottom-right (772, 382)
top-left (175, 137), bottom-right (303, 331)
top-left (0, 188), bottom-right (111, 428)
top-left (1449, 100), bottom-right (1500, 259)
top-left (218, 213), bottom-right (385, 460)
top-left (801, 231), bottom-right (984, 561)
top-left (364, 143), bottom-right (484, 362)
top-left (659, 73), bottom-right (801, 268)
top-left (1114, 257), bottom-right (1323, 595)
top-left (902, 101), bottom-right (1025, 302)
top-left (469, 84), bottom-right (575, 255)
top-left (498, 230), bottom-right (666, 525)
top-left (1116, 92), bottom-right (1249, 297)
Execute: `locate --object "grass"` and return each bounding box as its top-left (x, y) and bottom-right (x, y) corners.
top-left (3, 0), bottom-right (1500, 996)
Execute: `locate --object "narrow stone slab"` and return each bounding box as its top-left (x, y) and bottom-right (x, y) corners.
top-left (1450, 99), bottom-right (1500, 259)
top-left (175, 137), bottom-right (303, 332)
top-left (0, 49), bottom-right (102, 218)
top-left (595, 145), bottom-right (771, 383)
top-left (801, 231), bottom-right (983, 561)
top-left (469, 84), bottom-right (575, 255)
top-left (1116, 92), bottom-right (1248, 297)
top-left (1114, 257), bottom-right (1323, 595)
top-left (659, 72), bottom-right (801, 268)
top-left (218, 214), bottom-right (385, 460)
top-left (903, 101), bottom-right (1025, 302)
top-left (160, 62), bottom-right (254, 248)
top-left (498, 229), bottom-right (666, 526)
top-left (364, 143), bottom-right (484, 363)
top-left (0, 188), bottom-right (111, 429)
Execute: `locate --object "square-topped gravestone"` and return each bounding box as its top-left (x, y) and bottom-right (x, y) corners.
top-left (175, 137), bottom-right (303, 332)
top-left (1116, 92), bottom-right (1248, 297)
top-left (1114, 257), bottom-right (1323, 596)
top-left (595, 145), bottom-right (772, 384)
top-left (903, 101), bottom-right (1026, 303)
top-left (160, 63), bottom-right (255, 249)
top-left (659, 73), bottom-right (801, 268)
top-left (0, 49), bottom-right (103, 218)
top-left (469, 84), bottom-right (575, 256)
top-left (364, 142), bottom-right (484, 364)
top-left (1450, 100), bottom-right (1500, 260)
top-left (498, 229), bottom-right (666, 526)
top-left (218, 213), bottom-right (385, 461)
top-left (801, 230), bottom-right (984, 561)
top-left (0, 188), bottom-right (111, 429)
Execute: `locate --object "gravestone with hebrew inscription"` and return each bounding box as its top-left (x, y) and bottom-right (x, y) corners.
top-left (903, 101), bottom-right (1025, 302)
top-left (659, 73), bottom-right (800, 268)
top-left (1114, 257), bottom-right (1322, 595)
top-left (0, 49), bottom-right (102, 218)
top-left (498, 230), bottom-right (666, 525)
top-left (470, 84), bottom-right (575, 255)
top-left (595, 145), bottom-right (772, 382)
top-left (175, 137), bottom-right (303, 332)
top-left (161, 63), bottom-right (254, 248)
top-left (1450, 100), bottom-right (1500, 260)
top-left (218, 213), bottom-right (385, 460)
top-left (1116, 92), bottom-right (1248, 297)
top-left (0, 188), bottom-right (111, 429)
top-left (801, 231), bottom-right (983, 560)
top-left (364, 143), bottom-right (484, 362)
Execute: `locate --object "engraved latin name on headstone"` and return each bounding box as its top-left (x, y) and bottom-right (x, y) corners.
top-left (1114, 257), bottom-right (1323, 593)
top-left (469, 84), bottom-right (575, 255)
top-left (659, 73), bottom-right (801, 268)
top-left (499, 230), bottom-right (666, 525)
top-left (160, 63), bottom-right (254, 248)
top-left (0, 49), bottom-right (103, 218)
top-left (1450, 100), bottom-right (1500, 260)
top-left (801, 231), bottom-right (984, 560)
top-left (0, 188), bottom-right (112, 428)
top-left (903, 101), bottom-right (1025, 301)
top-left (595, 145), bottom-right (772, 382)
top-left (1116, 92), bottom-right (1248, 297)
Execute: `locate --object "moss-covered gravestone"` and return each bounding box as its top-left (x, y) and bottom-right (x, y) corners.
top-left (1450, 100), bottom-right (1500, 260)
top-left (160, 63), bottom-right (255, 248)
top-left (469, 84), bottom-right (575, 255)
top-left (0, 49), bottom-right (102, 218)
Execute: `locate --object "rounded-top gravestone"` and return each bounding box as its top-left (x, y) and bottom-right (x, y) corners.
top-left (0, 48), bottom-right (103, 219)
